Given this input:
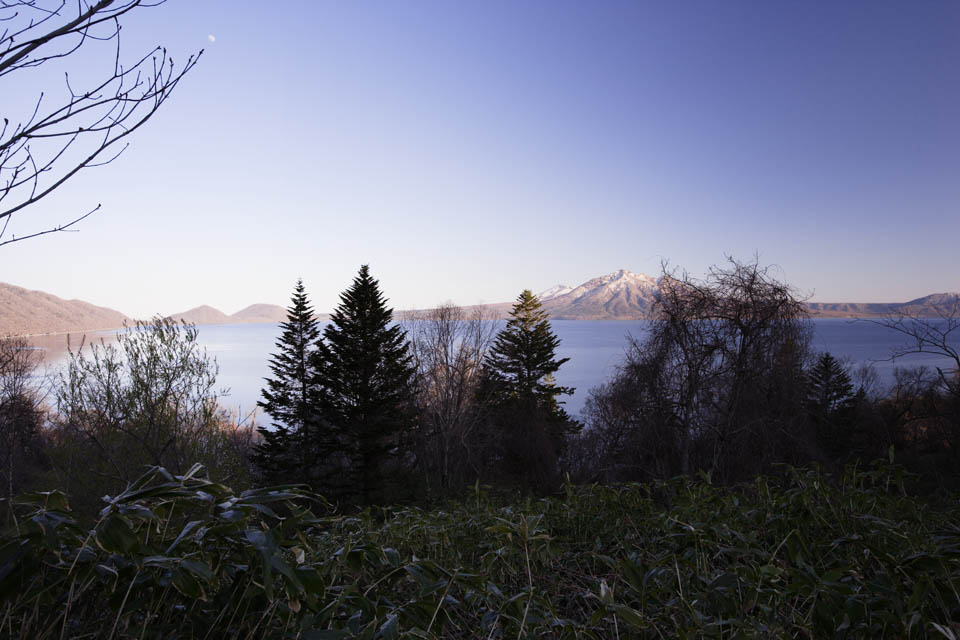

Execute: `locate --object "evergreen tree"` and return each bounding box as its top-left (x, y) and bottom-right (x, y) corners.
top-left (251, 279), bottom-right (327, 485)
top-left (480, 290), bottom-right (578, 491)
top-left (806, 352), bottom-right (856, 459)
top-left (323, 265), bottom-right (417, 505)
top-left (484, 290), bottom-right (573, 403)
top-left (807, 352), bottom-right (855, 414)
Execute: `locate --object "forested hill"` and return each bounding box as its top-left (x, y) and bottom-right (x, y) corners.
top-left (0, 282), bottom-right (129, 336)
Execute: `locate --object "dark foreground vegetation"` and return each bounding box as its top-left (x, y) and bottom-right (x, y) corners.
top-left (2, 259), bottom-right (959, 637)
top-left (2, 461), bottom-right (959, 638)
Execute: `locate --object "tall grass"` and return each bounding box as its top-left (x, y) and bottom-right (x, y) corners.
top-left (2, 462), bottom-right (958, 638)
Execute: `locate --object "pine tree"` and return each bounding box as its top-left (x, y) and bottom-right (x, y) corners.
top-left (484, 290), bottom-right (573, 403)
top-left (806, 352), bottom-right (856, 459)
top-left (807, 352), bottom-right (855, 415)
top-left (251, 279), bottom-right (327, 485)
top-left (323, 265), bottom-right (417, 505)
top-left (480, 290), bottom-right (578, 491)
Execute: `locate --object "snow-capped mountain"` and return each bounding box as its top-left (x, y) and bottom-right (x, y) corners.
top-left (537, 284), bottom-right (574, 301)
top-left (539, 269), bottom-right (659, 320)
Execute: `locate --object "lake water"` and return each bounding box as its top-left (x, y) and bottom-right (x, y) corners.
top-left (33, 319), bottom-right (959, 422)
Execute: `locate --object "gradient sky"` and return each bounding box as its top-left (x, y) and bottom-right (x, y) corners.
top-left (2, 1), bottom-right (957, 318)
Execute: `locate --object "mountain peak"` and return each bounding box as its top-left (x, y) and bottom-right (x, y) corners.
top-left (538, 284), bottom-right (574, 301)
top-left (539, 269), bottom-right (658, 320)
top-left (167, 305), bottom-right (231, 325)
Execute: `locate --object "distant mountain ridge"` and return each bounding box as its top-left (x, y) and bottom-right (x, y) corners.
top-left (2, 280), bottom-right (958, 336)
top-left (535, 272), bottom-right (958, 321)
top-left (167, 304), bottom-right (294, 325)
top-left (0, 283), bottom-right (130, 336)
top-left (167, 303), bottom-right (331, 325)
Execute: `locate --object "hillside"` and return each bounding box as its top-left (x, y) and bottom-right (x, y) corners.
top-left (166, 303), bottom-right (327, 325)
top-left (533, 272), bottom-right (958, 321)
top-left (806, 292), bottom-right (959, 318)
top-left (0, 283), bottom-right (129, 336)
top-left (4, 280), bottom-right (958, 336)
top-left (230, 303), bottom-right (288, 323)
top-left (167, 305), bottom-right (232, 325)
top-left (538, 269), bottom-right (658, 320)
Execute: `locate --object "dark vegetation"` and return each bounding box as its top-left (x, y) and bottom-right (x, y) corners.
top-left (2, 259), bottom-right (960, 637)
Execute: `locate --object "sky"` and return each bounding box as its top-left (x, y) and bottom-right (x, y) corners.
top-left (1, 0), bottom-right (958, 318)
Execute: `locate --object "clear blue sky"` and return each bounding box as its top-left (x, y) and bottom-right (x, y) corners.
top-left (2, 0), bottom-right (957, 317)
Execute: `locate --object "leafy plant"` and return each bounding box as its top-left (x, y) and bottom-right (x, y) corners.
top-left (2, 462), bottom-right (958, 638)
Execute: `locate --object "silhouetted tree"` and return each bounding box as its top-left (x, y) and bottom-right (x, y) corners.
top-left (0, 337), bottom-right (47, 512)
top-left (479, 290), bottom-right (578, 492)
top-left (52, 318), bottom-right (251, 516)
top-left (577, 258), bottom-right (812, 484)
top-left (323, 265), bottom-right (417, 505)
top-left (806, 352), bottom-right (857, 460)
top-left (252, 279), bottom-right (330, 487)
top-left (406, 303), bottom-right (496, 496)
top-left (1, 1), bottom-right (201, 246)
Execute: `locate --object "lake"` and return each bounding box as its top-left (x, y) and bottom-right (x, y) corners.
top-left (33, 319), bottom-right (958, 422)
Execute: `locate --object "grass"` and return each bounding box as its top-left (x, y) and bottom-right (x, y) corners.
top-left (2, 461), bottom-right (959, 638)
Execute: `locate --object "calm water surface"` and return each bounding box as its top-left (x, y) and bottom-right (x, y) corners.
top-left (35, 319), bottom-right (959, 421)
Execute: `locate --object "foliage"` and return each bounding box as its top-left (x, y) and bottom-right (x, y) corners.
top-left (808, 353), bottom-right (856, 414)
top-left (252, 279), bottom-right (331, 487)
top-left (483, 290), bottom-right (573, 404)
top-left (807, 353), bottom-right (858, 459)
top-left (479, 290), bottom-right (579, 493)
top-left (2, 462), bottom-right (959, 638)
top-left (323, 265), bottom-right (418, 506)
top-left (0, 337), bottom-right (47, 511)
top-left (51, 318), bottom-right (254, 515)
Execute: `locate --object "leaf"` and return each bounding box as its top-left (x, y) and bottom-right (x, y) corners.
top-left (612, 604), bottom-right (646, 630)
top-left (599, 579), bottom-right (613, 605)
top-left (302, 630), bottom-right (352, 640)
top-left (379, 614), bottom-right (399, 640)
top-left (181, 559), bottom-right (214, 582)
top-left (96, 515), bottom-right (138, 553)
top-left (165, 520), bottom-right (203, 554)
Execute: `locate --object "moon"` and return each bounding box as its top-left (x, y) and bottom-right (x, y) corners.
top-left (208, 34), bottom-right (216, 43)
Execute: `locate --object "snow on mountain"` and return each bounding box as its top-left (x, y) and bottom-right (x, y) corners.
top-left (538, 284), bottom-right (574, 300)
top-left (540, 269), bottom-right (659, 320)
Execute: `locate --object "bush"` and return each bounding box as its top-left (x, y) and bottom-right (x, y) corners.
top-left (48, 318), bottom-right (255, 516)
top-left (2, 461), bottom-right (958, 638)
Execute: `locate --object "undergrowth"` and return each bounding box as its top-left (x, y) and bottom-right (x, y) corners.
top-left (2, 462), bottom-right (959, 638)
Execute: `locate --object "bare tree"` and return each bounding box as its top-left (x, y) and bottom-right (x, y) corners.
top-left (0, 336), bottom-right (46, 508)
top-left (865, 294), bottom-right (960, 392)
top-left (405, 302), bottom-right (497, 494)
top-left (0, 0), bottom-right (201, 246)
top-left (581, 257), bottom-right (814, 483)
top-left (863, 297), bottom-right (960, 481)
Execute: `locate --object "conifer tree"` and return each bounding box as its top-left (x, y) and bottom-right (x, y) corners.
top-left (479, 290), bottom-right (578, 491)
top-left (323, 265), bottom-right (417, 505)
top-left (806, 352), bottom-right (856, 459)
top-left (807, 352), bottom-right (855, 414)
top-left (251, 279), bottom-right (327, 485)
top-left (484, 290), bottom-right (573, 404)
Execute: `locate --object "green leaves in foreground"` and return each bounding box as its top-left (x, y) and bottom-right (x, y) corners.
top-left (2, 462), bottom-right (959, 638)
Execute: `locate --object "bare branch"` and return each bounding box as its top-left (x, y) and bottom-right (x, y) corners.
top-left (861, 295), bottom-right (960, 388)
top-left (0, 0), bottom-right (198, 246)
